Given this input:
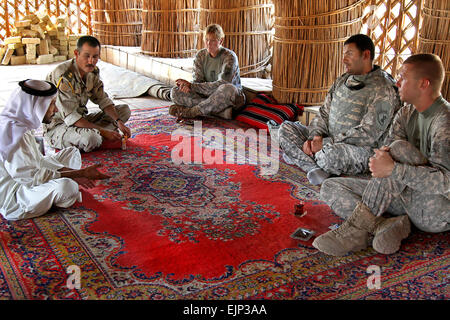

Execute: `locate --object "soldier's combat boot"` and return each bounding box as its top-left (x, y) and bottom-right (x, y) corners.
top-left (176, 105), bottom-right (202, 118)
top-left (168, 104), bottom-right (184, 117)
top-left (312, 202), bottom-right (375, 256)
top-left (372, 215), bottom-right (411, 255)
top-left (313, 201), bottom-right (411, 256)
top-left (234, 94), bottom-right (246, 109)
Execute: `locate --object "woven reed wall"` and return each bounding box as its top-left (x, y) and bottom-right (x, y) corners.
top-left (199, 0), bottom-right (273, 78)
top-left (141, 0), bottom-right (200, 58)
top-left (418, 0), bottom-right (450, 100)
top-left (272, 0), bottom-right (365, 105)
top-left (91, 0), bottom-right (142, 46)
top-left (363, 0), bottom-right (422, 80)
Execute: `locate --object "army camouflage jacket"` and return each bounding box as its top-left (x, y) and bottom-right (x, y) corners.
top-left (309, 66), bottom-right (401, 150)
top-left (386, 97), bottom-right (450, 199)
top-left (44, 59), bottom-right (114, 130)
top-left (191, 47), bottom-right (243, 97)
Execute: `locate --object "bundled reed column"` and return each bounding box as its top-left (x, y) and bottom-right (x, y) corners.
top-left (91, 0), bottom-right (142, 46)
top-left (141, 0), bottom-right (200, 57)
top-left (272, 0), bottom-right (365, 104)
top-left (418, 0), bottom-right (450, 100)
top-left (199, 0), bottom-right (273, 78)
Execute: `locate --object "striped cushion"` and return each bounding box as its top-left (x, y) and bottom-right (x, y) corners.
top-left (235, 94), bottom-right (303, 129)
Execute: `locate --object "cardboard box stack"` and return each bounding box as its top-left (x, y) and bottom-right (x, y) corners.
top-left (0, 12), bottom-right (85, 66)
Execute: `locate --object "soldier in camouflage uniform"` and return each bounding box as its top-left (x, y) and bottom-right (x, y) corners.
top-left (314, 54), bottom-right (450, 256)
top-left (44, 36), bottom-right (131, 152)
top-left (279, 34), bottom-right (401, 185)
top-left (169, 24), bottom-right (246, 120)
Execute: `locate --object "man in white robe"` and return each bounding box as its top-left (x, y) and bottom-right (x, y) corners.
top-left (0, 79), bottom-right (110, 221)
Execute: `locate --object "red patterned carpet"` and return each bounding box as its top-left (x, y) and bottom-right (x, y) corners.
top-left (0, 107), bottom-right (449, 300)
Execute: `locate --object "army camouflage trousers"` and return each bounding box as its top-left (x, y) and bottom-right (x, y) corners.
top-left (170, 83), bottom-right (246, 116)
top-left (320, 140), bottom-right (450, 233)
top-left (279, 121), bottom-right (371, 174)
top-left (44, 104), bottom-right (131, 152)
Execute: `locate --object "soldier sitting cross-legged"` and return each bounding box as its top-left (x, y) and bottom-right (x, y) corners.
top-left (278, 34), bottom-right (402, 185)
top-left (314, 54), bottom-right (450, 256)
top-left (44, 36), bottom-right (131, 152)
top-left (169, 24), bottom-right (246, 121)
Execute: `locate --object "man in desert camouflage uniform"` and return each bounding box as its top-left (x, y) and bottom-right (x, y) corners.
top-left (169, 24), bottom-right (246, 120)
top-left (313, 53), bottom-right (450, 256)
top-left (279, 34), bottom-right (401, 185)
top-left (44, 36), bottom-right (131, 152)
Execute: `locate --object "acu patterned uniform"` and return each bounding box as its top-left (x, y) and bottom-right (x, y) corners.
top-left (320, 96), bottom-right (450, 233)
top-left (279, 65), bottom-right (401, 176)
top-left (170, 47), bottom-right (246, 118)
top-left (44, 59), bottom-right (131, 152)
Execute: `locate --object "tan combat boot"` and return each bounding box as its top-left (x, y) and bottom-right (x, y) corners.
top-left (312, 202), bottom-right (375, 256)
top-left (177, 105), bottom-right (202, 118)
top-left (168, 104), bottom-right (184, 117)
top-left (234, 94), bottom-right (246, 109)
top-left (169, 104), bottom-right (203, 118)
top-left (372, 215), bottom-right (411, 255)
top-left (313, 201), bottom-right (411, 256)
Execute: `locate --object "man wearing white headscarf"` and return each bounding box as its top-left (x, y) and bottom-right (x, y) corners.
top-left (0, 79), bottom-right (110, 221)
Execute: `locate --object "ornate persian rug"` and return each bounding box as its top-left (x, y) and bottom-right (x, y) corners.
top-left (0, 107), bottom-right (448, 300)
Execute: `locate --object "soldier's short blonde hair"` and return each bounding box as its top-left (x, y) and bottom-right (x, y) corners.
top-left (204, 24), bottom-right (225, 41)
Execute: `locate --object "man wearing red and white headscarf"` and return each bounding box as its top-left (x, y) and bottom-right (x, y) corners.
top-left (0, 79), bottom-right (110, 221)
